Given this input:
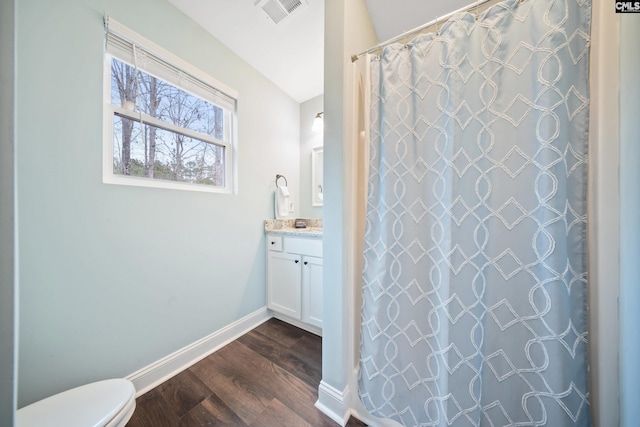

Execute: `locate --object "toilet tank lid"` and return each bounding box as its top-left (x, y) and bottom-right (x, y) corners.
top-left (17, 379), bottom-right (135, 427)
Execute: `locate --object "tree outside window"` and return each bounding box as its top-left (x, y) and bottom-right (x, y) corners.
top-left (110, 58), bottom-right (227, 187)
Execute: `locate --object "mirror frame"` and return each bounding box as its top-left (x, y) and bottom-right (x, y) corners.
top-left (311, 146), bottom-right (323, 207)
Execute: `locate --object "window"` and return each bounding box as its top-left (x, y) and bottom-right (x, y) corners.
top-left (104, 18), bottom-right (237, 193)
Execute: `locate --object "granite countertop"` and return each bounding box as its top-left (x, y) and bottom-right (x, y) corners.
top-left (264, 218), bottom-right (322, 238)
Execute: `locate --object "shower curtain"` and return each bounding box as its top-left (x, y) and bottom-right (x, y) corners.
top-left (359, 0), bottom-right (591, 426)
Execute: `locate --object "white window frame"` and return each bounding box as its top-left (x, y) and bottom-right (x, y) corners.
top-left (103, 17), bottom-right (238, 194)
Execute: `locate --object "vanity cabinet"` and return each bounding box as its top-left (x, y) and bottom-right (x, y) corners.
top-left (301, 255), bottom-right (323, 328)
top-left (266, 233), bottom-right (323, 334)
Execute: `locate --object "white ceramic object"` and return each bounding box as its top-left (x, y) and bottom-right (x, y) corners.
top-left (16, 379), bottom-right (136, 427)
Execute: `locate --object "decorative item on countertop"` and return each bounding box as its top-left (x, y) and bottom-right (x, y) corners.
top-left (275, 174), bottom-right (290, 219)
top-left (294, 218), bottom-right (308, 228)
top-left (264, 218), bottom-right (322, 233)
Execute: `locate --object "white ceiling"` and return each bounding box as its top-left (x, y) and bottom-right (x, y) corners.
top-left (169, 0), bottom-right (471, 104)
top-left (364, 0), bottom-right (472, 41)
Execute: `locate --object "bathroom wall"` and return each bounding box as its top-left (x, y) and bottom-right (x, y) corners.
top-left (619, 14), bottom-right (640, 427)
top-left (587, 1), bottom-right (621, 425)
top-left (300, 94), bottom-right (324, 219)
top-left (321, 0), bottom-right (377, 410)
top-left (16, 0), bottom-right (300, 406)
top-left (1, 0), bottom-right (17, 422)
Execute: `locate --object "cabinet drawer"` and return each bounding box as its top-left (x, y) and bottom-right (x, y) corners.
top-left (267, 235), bottom-right (283, 251)
top-left (284, 237), bottom-right (322, 257)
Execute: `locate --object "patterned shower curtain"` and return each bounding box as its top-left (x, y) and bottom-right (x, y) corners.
top-left (359, 0), bottom-right (591, 426)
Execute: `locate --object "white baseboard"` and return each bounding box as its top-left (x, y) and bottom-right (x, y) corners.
top-left (315, 380), bottom-right (352, 426)
top-left (126, 307), bottom-right (271, 396)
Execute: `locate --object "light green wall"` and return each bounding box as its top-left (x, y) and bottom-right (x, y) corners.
top-left (323, 0), bottom-right (347, 391)
top-left (300, 94), bottom-right (323, 219)
top-left (322, 0), bottom-right (377, 394)
top-left (619, 14), bottom-right (640, 427)
top-left (16, 0), bottom-right (300, 406)
top-left (1, 0), bottom-right (17, 423)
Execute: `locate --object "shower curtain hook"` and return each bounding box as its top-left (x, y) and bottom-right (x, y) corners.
top-left (435, 16), bottom-right (440, 36)
top-left (402, 27), bottom-right (413, 48)
top-left (402, 32), bottom-right (409, 49)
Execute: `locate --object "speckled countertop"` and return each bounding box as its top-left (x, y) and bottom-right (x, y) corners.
top-left (264, 218), bottom-right (322, 238)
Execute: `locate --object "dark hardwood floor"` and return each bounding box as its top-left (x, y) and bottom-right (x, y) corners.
top-left (126, 318), bottom-right (367, 427)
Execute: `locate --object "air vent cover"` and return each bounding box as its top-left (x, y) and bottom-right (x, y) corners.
top-left (255, 0), bottom-right (308, 24)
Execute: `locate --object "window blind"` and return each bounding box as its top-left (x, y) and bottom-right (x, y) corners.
top-left (104, 16), bottom-right (237, 112)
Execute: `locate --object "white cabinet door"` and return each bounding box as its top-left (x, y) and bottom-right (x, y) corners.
top-left (267, 251), bottom-right (302, 319)
top-left (302, 255), bottom-right (323, 328)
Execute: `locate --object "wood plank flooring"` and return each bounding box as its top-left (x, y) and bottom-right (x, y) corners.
top-left (126, 318), bottom-right (367, 427)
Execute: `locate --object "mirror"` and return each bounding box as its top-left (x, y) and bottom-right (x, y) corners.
top-left (312, 146), bottom-right (323, 206)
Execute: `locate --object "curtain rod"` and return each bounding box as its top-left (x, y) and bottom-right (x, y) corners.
top-left (351, 0), bottom-right (506, 62)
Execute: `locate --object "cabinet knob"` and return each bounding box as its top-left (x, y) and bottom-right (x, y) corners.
top-left (271, 241), bottom-right (276, 245)
top-left (295, 260), bottom-right (299, 263)
top-left (304, 261), bottom-right (308, 265)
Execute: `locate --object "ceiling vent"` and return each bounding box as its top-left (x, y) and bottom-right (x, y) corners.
top-left (254, 0), bottom-right (308, 25)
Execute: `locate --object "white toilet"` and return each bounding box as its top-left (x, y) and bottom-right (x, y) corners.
top-left (16, 379), bottom-right (136, 427)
